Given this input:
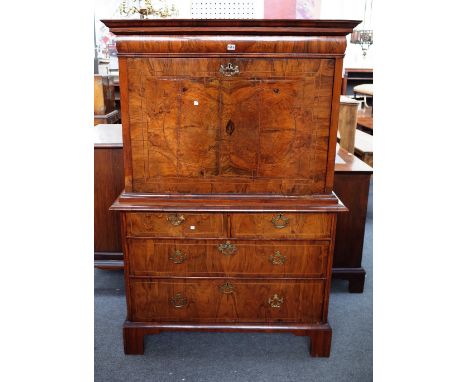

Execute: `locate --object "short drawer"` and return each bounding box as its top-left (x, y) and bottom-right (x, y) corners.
top-left (126, 212), bottom-right (225, 238)
top-left (230, 213), bottom-right (334, 239)
top-left (127, 239), bottom-right (330, 278)
top-left (129, 278), bottom-right (325, 323)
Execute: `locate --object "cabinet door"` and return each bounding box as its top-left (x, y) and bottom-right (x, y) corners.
top-left (126, 57), bottom-right (335, 194)
top-left (127, 58), bottom-right (220, 191)
top-left (218, 58), bottom-right (334, 192)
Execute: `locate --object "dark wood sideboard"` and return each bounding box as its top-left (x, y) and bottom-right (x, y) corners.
top-left (99, 19), bottom-right (360, 357)
top-left (94, 124), bottom-right (372, 293)
top-left (341, 68), bottom-right (373, 96)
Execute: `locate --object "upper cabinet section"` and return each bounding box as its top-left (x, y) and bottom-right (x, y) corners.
top-left (103, 20), bottom-right (359, 195)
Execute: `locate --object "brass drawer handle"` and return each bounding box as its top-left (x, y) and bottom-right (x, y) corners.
top-left (269, 250), bottom-right (286, 265)
top-left (217, 241), bottom-right (237, 256)
top-left (220, 62), bottom-right (240, 76)
top-left (170, 293), bottom-right (188, 308)
top-left (167, 213), bottom-right (185, 226)
top-left (271, 213), bottom-right (289, 229)
top-left (268, 294), bottom-right (284, 308)
top-left (219, 282), bottom-right (235, 294)
top-left (169, 249), bottom-right (187, 264)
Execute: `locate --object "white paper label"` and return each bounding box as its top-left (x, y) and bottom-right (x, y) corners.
top-left (227, 44), bottom-right (236, 51)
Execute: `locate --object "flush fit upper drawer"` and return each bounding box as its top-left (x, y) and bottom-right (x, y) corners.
top-left (230, 212), bottom-right (334, 239)
top-left (117, 35), bottom-right (346, 55)
top-left (126, 212), bottom-right (225, 238)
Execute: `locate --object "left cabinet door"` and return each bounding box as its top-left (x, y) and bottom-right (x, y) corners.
top-left (126, 58), bottom-right (220, 192)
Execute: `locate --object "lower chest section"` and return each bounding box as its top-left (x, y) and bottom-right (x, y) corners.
top-left (122, 211), bottom-right (336, 324)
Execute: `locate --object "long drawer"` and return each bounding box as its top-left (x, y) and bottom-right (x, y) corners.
top-left (127, 239), bottom-right (330, 278)
top-left (129, 278), bottom-right (325, 323)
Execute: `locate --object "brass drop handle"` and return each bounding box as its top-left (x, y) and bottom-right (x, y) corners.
top-left (170, 293), bottom-right (188, 308)
top-left (271, 213), bottom-right (289, 229)
top-left (217, 241), bottom-right (237, 256)
top-left (219, 62), bottom-right (240, 76)
top-left (268, 294), bottom-right (284, 308)
top-left (269, 250), bottom-right (286, 265)
top-left (219, 282), bottom-right (235, 294)
top-left (169, 249), bottom-right (187, 264)
top-left (167, 213), bottom-right (185, 226)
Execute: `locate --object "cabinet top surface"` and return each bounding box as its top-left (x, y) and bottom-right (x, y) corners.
top-left (101, 19), bottom-right (360, 36)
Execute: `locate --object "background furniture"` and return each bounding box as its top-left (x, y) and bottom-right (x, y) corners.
top-left (334, 147), bottom-right (372, 292)
top-left (103, 19), bottom-right (358, 357)
top-left (94, 124), bottom-right (124, 269)
top-left (341, 68), bottom-right (373, 96)
top-left (338, 96), bottom-right (360, 153)
top-left (353, 83), bottom-right (373, 112)
top-left (354, 129), bottom-right (373, 167)
top-left (94, 124), bottom-right (372, 293)
top-left (94, 75), bottom-right (115, 115)
top-left (357, 115), bottom-right (373, 135)
top-left (94, 75), bottom-right (120, 125)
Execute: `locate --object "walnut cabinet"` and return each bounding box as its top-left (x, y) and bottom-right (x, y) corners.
top-left (104, 19), bottom-right (359, 357)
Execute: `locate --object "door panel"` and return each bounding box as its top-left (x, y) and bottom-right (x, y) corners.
top-left (220, 80), bottom-right (260, 176)
top-left (126, 57), bottom-right (335, 194)
top-left (178, 79), bottom-right (219, 177)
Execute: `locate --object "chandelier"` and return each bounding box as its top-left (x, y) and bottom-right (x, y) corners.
top-left (350, 0), bottom-right (373, 57)
top-left (350, 30), bottom-right (373, 56)
top-left (119, 0), bottom-right (179, 19)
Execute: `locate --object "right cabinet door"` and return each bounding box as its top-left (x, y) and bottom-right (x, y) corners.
top-left (219, 58), bottom-right (335, 193)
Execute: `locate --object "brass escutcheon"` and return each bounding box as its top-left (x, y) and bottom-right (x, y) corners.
top-left (219, 282), bottom-right (235, 294)
top-left (169, 249), bottom-right (187, 264)
top-left (271, 213), bottom-right (289, 229)
top-left (219, 62), bottom-right (240, 76)
top-left (269, 250), bottom-right (286, 265)
top-left (217, 241), bottom-right (237, 256)
top-left (268, 294), bottom-right (284, 308)
top-left (170, 293), bottom-right (188, 308)
top-left (167, 213), bottom-right (185, 226)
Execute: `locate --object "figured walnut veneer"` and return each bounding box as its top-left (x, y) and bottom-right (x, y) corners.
top-left (106, 19), bottom-right (359, 357)
top-left (127, 57), bottom-right (334, 194)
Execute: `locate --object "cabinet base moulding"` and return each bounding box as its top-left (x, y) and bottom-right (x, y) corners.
top-left (123, 321), bottom-right (332, 357)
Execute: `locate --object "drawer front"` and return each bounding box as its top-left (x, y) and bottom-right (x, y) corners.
top-left (129, 278), bottom-right (324, 323)
top-left (127, 239), bottom-right (329, 277)
top-left (230, 213), bottom-right (333, 239)
top-left (127, 212), bottom-right (224, 238)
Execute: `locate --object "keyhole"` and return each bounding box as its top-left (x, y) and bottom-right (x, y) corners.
top-left (273, 88), bottom-right (280, 94)
top-left (226, 119), bottom-right (235, 136)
